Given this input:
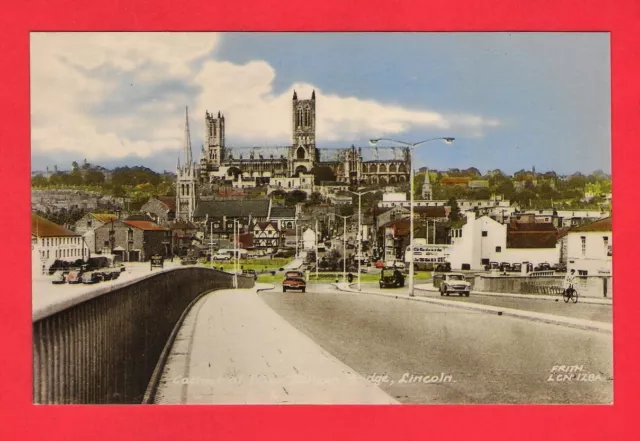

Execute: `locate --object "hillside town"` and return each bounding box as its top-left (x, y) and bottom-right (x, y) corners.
top-left (32, 94), bottom-right (612, 289)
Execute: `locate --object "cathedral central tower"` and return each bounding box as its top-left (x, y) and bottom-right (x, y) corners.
top-left (291, 90), bottom-right (316, 166)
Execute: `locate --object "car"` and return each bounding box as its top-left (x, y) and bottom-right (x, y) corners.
top-left (66, 270), bottom-right (83, 284)
top-left (511, 263), bottom-right (522, 272)
top-left (535, 262), bottom-right (552, 271)
top-left (212, 253), bottom-right (231, 261)
top-left (242, 269), bottom-right (258, 280)
top-left (484, 261), bottom-right (500, 271)
top-left (434, 262), bottom-right (452, 272)
top-left (81, 271), bottom-right (101, 284)
top-left (385, 260), bottom-right (406, 269)
top-left (51, 270), bottom-right (67, 284)
top-left (437, 273), bottom-right (471, 297)
top-left (283, 271), bottom-right (306, 292)
top-left (499, 262), bottom-right (512, 272)
top-left (374, 260), bottom-right (385, 269)
top-left (181, 257), bottom-right (198, 265)
top-left (379, 268), bottom-right (405, 288)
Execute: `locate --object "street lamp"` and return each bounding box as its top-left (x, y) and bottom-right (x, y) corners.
top-left (347, 189), bottom-right (376, 291)
top-left (369, 137), bottom-right (455, 296)
top-left (336, 214), bottom-right (353, 282)
top-left (233, 219), bottom-right (240, 288)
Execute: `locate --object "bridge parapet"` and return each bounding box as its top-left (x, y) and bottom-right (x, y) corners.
top-left (33, 267), bottom-right (253, 404)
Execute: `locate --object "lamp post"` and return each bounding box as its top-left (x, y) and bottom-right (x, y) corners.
top-left (336, 214), bottom-right (353, 282)
top-left (233, 219), bottom-right (240, 288)
top-left (370, 137), bottom-right (455, 296)
top-left (347, 189), bottom-right (375, 291)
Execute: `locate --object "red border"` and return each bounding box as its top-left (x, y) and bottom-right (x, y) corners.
top-left (0, 0), bottom-right (636, 440)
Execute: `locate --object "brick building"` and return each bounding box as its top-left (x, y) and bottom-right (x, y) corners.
top-left (94, 219), bottom-right (170, 261)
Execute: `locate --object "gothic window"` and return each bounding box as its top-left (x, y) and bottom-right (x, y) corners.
top-left (297, 108), bottom-right (303, 127)
top-left (379, 164), bottom-right (387, 173)
top-left (389, 164), bottom-right (397, 173)
top-left (399, 164), bottom-right (407, 173)
top-left (186, 185), bottom-right (190, 196)
top-left (297, 147), bottom-right (306, 160)
top-left (304, 107), bottom-right (311, 128)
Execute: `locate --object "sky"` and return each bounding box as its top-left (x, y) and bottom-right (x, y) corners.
top-left (30, 32), bottom-right (611, 175)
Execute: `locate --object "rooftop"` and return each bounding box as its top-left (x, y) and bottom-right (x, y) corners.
top-left (193, 199), bottom-right (270, 218)
top-left (122, 220), bottom-right (169, 231)
top-left (570, 217), bottom-right (612, 233)
top-left (32, 213), bottom-right (79, 237)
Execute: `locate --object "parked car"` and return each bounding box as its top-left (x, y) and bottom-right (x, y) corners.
top-left (511, 263), bottom-right (522, 272)
top-left (499, 262), bottom-right (512, 272)
top-left (379, 268), bottom-right (405, 289)
top-left (534, 262), bottom-right (552, 271)
top-left (66, 270), bottom-right (83, 284)
top-left (51, 270), bottom-right (67, 284)
top-left (81, 271), bottom-right (101, 284)
top-left (181, 257), bottom-right (198, 265)
top-left (385, 260), bottom-right (406, 270)
top-left (374, 260), bottom-right (385, 269)
top-left (484, 261), bottom-right (500, 271)
top-left (436, 273), bottom-right (471, 297)
top-left (282, 271), bottom-right (306, 293)
top-left (212, 253), bottom-right (231, 261)
top-left (434, 262), bottom-right (452, 272)
top-left (242, 269), bottom-right (258, 280)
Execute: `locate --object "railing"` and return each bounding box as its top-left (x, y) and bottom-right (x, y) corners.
top-left (33, 267), bottom-right (253, 404)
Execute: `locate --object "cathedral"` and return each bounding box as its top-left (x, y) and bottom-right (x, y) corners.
top-left (176, 91), bottom-right (411, 220)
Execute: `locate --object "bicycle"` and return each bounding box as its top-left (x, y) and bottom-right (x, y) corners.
top-left (563, 286), bottom-right (579, 303)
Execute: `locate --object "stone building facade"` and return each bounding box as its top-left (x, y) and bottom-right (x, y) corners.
top-left (94, 219), bottom-right (170, 261)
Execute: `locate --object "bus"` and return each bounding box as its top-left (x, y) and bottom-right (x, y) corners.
top-left (405, 244), bottom-right (450, 271)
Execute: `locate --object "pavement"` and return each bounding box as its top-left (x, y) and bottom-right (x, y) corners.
top-left (32, 260), bottom-right (189, 321)
top-left (415, 282), bottom-right (612, 305)
top-left (259, 283), bottom-right (612, 404)
top-left (153, 283), bottom-right (398, 404)
top-left (334, 283), bottom-right (612, 334)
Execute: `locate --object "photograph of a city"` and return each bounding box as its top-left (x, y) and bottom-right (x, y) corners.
top-left (31, 32), bottom-right (612, 405)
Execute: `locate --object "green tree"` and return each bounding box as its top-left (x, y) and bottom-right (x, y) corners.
top-left (112, 184), bottom-right (126, 198)
top-left (84, 169), bottom-right (105, 185)
top-left (285, 190), bottom-right (307, 207)
top-left (31, 175), bottom-right (49, 187)
top-left (448, 197), bottom-right (461, 222)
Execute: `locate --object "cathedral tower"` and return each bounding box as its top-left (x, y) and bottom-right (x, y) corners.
top-left (291, 90), bottom-right (316, 169)
top-left (203, 110), bottom-right (225, 172)
top-left (176, 106), bottom-right (198, 221)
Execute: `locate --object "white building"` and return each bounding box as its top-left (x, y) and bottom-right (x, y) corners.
top-left (448, 212), bottom-right (560, 270)
top-left (566, 217), bottom-right (612, 275)
top-left (302, 228), bottom-right (317, 250)
top-left (32, 213), bottom-right (90, 274)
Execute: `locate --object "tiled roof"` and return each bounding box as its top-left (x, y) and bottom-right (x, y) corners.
top-left (170, 220), bottom-right (198, 230)
top-left (570, 217), bottom-right (612, 233)
top-left (373, 206), bottom-right (394, 216)
top-left (32, 213), bottom-right (79, 237)
top-left (255, 221), bottom-right (279, 230)
top-left (125, 213), bottom-right (155, 221)
top-left (122, 220), bottom-right (168, 231)
top-left (509, 222), bottom-right (557, 232)
top-left (156, 196), bottom-right (176, 212)
top-left (91, 213), bottom-right (118, 223)
top-left (414, 206), bottom-right (447, 217)
top-left (193, 199), bottom-right (270, 218)
top-left (507, 232), bottom-right (557, 249)
top-left (270, 206), bottom-right (296, 218)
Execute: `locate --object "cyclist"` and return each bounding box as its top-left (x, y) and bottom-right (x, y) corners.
top-left (563, 269), bottom-right (576, 299)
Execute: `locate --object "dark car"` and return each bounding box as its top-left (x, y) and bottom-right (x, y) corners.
top-left (511, 263), bottom-right (522, 272)
top-left (535, 262), bottom-right (552, 271)
top-left (242, 269), bottom-right (258, 280)
top-left (484, 261), bottom-right (500, 271)
top-left (283, 271), bottom-right (306, 293)
top-left (434, 262), bottom-right (452, 272)
top-left (499, 262), bottom-right (512, 272)
top-left (379, 268), bottom-right (405, 289)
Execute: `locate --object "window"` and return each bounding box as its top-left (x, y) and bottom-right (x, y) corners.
top-left (104, 241), bottom-right (109, 246)
top-left (495, 246), bottom-right (502, 253)
top-left (87, 220), bottom-right (92, 228)
top-left (603, 236), bottom-right (609, 255)
top-left (581, 236), bottom-right (586, 256)
top-left (482, 231), bottom-right (488, 237)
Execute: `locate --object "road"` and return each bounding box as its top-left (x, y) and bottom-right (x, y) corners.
top-left (259, 283), bottom-right (612, 404)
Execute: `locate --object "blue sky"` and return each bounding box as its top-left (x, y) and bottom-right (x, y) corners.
top-left (30, 32), bottom-right (610, 175)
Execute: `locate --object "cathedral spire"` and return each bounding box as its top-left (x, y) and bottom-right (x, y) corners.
top-left (311, 90), bottom-right (315, 100)
top-left (292, 90), bottom-right (297, 100)
top-left (184, 106), bottom-right (193, 165)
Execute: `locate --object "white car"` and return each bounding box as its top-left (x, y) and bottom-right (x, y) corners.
top-left (437, 273), bottom-right (471, 297)
top-left (212, 253), bottom-right (231, 261)
top-left (385, 260), bottom-right (406, 269)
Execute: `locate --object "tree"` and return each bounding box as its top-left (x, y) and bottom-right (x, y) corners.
top-left (448, 198), bottom-right (461, 222)
top-left (31, 175), bottom-right (48, 187)
top-left (84, 169), bottom-right (105, 186)
top-left (285, 190), bottom-right (307, 206)
top-left (112, 184), bottom-right (126, 198)
top-left (310, 166), bottom-right (337, 185)
top-left (307, 192), bottom-right (323, 206)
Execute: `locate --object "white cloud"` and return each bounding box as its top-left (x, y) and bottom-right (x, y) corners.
top-left (31, 32), bottom-right (500, 163)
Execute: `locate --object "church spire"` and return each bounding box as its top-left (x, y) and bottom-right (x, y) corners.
top-left (292, 90), bottom-right (297, 100)
top-left (311, 89), bottom-right (315, 100)
top-left (184, 106), bottom-right (193, 165)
